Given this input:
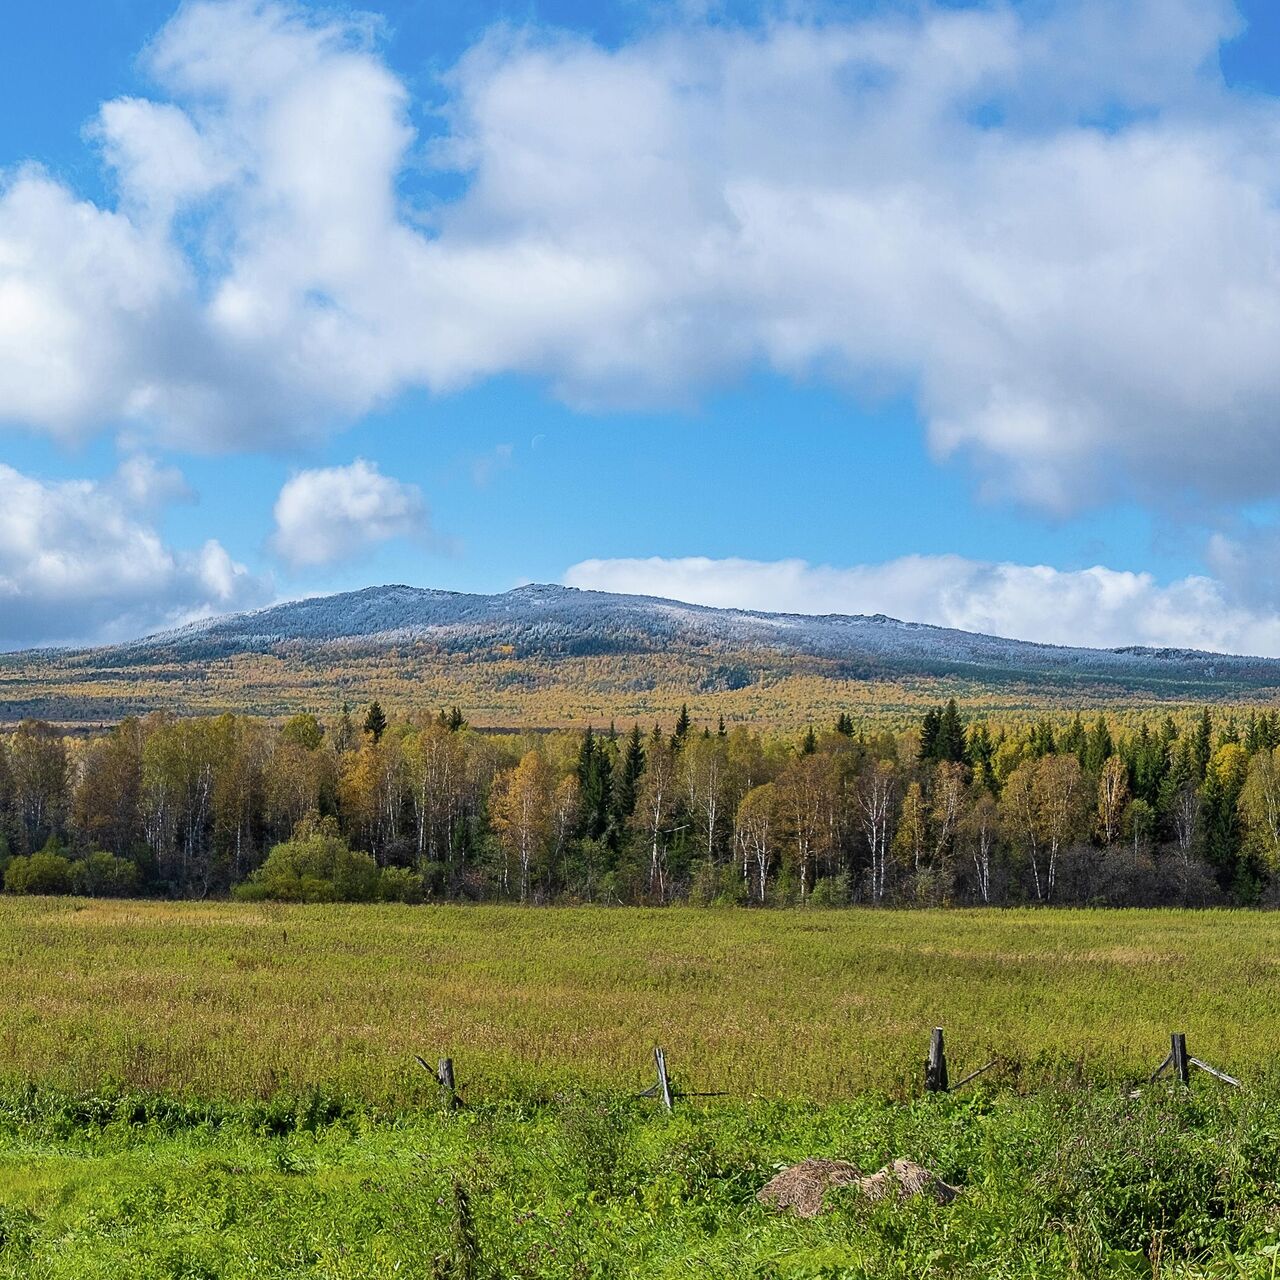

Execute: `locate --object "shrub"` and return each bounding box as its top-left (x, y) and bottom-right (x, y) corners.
top-left (378, 866), bottom-right (425, 904)
top-left (5, 852), bottom-right (73, 895)
top-left (70, 852), bottom-right (140, 898)
top-left (236, 834), bottom-right (381, 903)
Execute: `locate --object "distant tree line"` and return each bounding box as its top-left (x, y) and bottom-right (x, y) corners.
top-left (3, 699), bottom-right (1280, 906)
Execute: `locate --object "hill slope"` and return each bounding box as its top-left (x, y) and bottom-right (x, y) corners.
top-left (3, 583), bottom-right (1279, 726)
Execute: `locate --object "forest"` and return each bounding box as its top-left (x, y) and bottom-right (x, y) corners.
top-left (2, 699), bottom-right (1280, 907)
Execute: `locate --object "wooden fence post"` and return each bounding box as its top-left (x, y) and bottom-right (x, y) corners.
top-left (438, 1057), bottom-right (459, 1109)
top-left (654, 1046), bottom-right (674, 1113)
top-left (1171, 1034), bottom-right (1190, 1086)
top-left (925, 1027), bottom-right (948, 1094)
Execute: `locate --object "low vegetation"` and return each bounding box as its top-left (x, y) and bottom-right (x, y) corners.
top-left (0, 900), bottom-right (1272, 1103)
top-left (1, 1084), bottom-right (1278, 1278)
top-left (0, 901), bottom-right (1276, 1276)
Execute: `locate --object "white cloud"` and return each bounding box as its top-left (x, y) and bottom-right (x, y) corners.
top-left (0, 464), bottom-right (267, 648)
top-left (270, 458), bottom-right (427, 567)
top-left (563, 554), bottom-right (1280, 657)
top-left (111, 453), bottom-right (194, 509)
top-left (0, 1), bottom-right (1278, 510)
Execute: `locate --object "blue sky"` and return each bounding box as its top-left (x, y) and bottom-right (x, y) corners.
top-left (4, 0), bottom-right (1280, 652)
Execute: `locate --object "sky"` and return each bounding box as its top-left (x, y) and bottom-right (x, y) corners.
top-left (7, 0), bottom-right (1280, 653)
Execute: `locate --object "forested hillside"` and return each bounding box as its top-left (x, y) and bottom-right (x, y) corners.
top-left (3, 698), bottom-right (1278, 908)
top-left (4, 584), bottom-right (1280, 726)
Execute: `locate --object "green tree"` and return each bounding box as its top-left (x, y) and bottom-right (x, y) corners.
top-left (363, 702), bottom-right (388, 743)
top-left (613, 726), bottom-right (645, 827)
top-left (575, 728), bottom-right (612, 842)
top-left (280, 713), bottom-right (324, 751)
top-left (672, 704), bottom-right (691, 747)
top-left (1199, 742), bottom-right (1248, 889)
top-left (1083, 715), bottom-right (1114, 775)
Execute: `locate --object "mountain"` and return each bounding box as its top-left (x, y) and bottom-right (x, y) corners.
top-left (3, 583), bottom-right (1280, 727)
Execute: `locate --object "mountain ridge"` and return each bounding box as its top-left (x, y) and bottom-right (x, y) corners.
top-left (2, 582), bottom-right (1277, 726)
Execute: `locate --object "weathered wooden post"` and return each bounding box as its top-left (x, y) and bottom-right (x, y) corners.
top-left (1171, 1033), bottom-right (1190, 1086)
top-left (438, 1057), bottom-right (459, 1109)
top-left (925, 1027), bottom-right (948, 1093)
top-left (654, 1046), bottom-right (674, 1112)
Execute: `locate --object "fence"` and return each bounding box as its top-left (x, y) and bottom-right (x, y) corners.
top-left (416, 1025), bottom-right (1243, 1113)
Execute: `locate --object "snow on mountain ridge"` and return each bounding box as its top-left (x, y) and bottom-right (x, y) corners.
top-left (79, 583), bottom-right (1276, 687)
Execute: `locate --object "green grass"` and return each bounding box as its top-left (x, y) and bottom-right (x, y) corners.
top-left (0, 900), bottom-right (1275, 1103)
top-left (0, 1085), bottom-right (1277, 1278)
top-left (5, 901), bottom-right (1280, 1277)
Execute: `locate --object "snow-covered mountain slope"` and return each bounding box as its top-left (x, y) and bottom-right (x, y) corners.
top-left (5, 583), bottom-right (1280, 724)
top-left (95, 582), bottom-right (1280, 683)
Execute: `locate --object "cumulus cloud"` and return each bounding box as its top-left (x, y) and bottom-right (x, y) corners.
top-left (111, 453), bottom-right (194, 509)
top-left (0, 0), bottom-right (1278, 510)
top-left (563, 554), bottom-right (1280, 657)
top-left (270, 459), bottom-right (427, 567)
top-left (0, 464), bottom-right (267, 649)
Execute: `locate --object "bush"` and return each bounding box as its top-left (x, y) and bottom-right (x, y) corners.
top-left (70, 851), bottom-right (140, 898)
top-left (235, 834), bottom-right (381, 903)
top-left (810, 873), bottom-right (851, 907)
top-left (378, 865), bottom-right (425, 904)
top-left (5, 852), bottom-right (73, 895)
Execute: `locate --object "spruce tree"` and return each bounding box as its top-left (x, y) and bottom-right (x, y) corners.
top-left (1192, 708), bottom-right (1213, 781)
top-left (1060, 712), bottom-right (1086, 763)
top-left (918, 706), bottom-right (941, 762)
top-left (673, 704), bottom-right (691, 746)
top-left (936, 698), bottom-right (966, 762)
top-left (967, 722), bottom-right (996, 792)
top-left (613, 725), bottom-right (645, 825)
top-left (363, 701), bottom-right (387, 742)
top-left (576, 728), bottom-right (613, 841)
top-left (1083, 714), bottom-right (1113, 775)
top-left (1029, 718), bottom-right (1056, 758)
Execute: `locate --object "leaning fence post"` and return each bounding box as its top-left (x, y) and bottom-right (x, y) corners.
top-left (654, 1046), bottom-right (674, 1112)
top-left (925, 1027), bottom-right (949, 1094)
top-left (1171, 1033), bottom-right (1190, 1087)
top-left (438, 1056), bottom-right (459, 1109)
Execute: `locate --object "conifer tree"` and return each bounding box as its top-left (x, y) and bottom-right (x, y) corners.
top-left (1060, 712), bottom-right (1086, 763)
top-left (918, 707), bottom-right (940, 762)
top-left (575, 728), bottom-right (612, 841)
top-left (1192, 708), bottom-right (1213, 781)
top-left (1083, 714), bottom-right (1113, 775)
top-left (936, 699), bottom-right (966, 762)
top-left (673, 704), bottom-right (691, 746)
top-left (362, 701), bottom-right (387, 743)
top-left (613, 725), bottom-right (645, 825)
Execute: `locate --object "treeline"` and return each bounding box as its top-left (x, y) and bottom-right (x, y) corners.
top-left (3, 699), bottom-right (1280, 906)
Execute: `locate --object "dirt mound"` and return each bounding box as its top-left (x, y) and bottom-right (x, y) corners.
top-left (756, 1158), bottom-right (863, 1218)
top-left (758, 1157), bottom-right (958, 1218)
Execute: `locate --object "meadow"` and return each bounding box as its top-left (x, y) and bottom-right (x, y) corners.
top-left (0, 900), bottom-right (1276, 1102)
top-left (3, 901), bottom-right (1280, 1278)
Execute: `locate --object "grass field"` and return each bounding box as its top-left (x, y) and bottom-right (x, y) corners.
top-left (0, 900), bottom-right (1277, 1102)
top-left (2, 1086), bottom-right (1278, 1279)
top-left (4, 901), bottom-right (1280, 1278)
